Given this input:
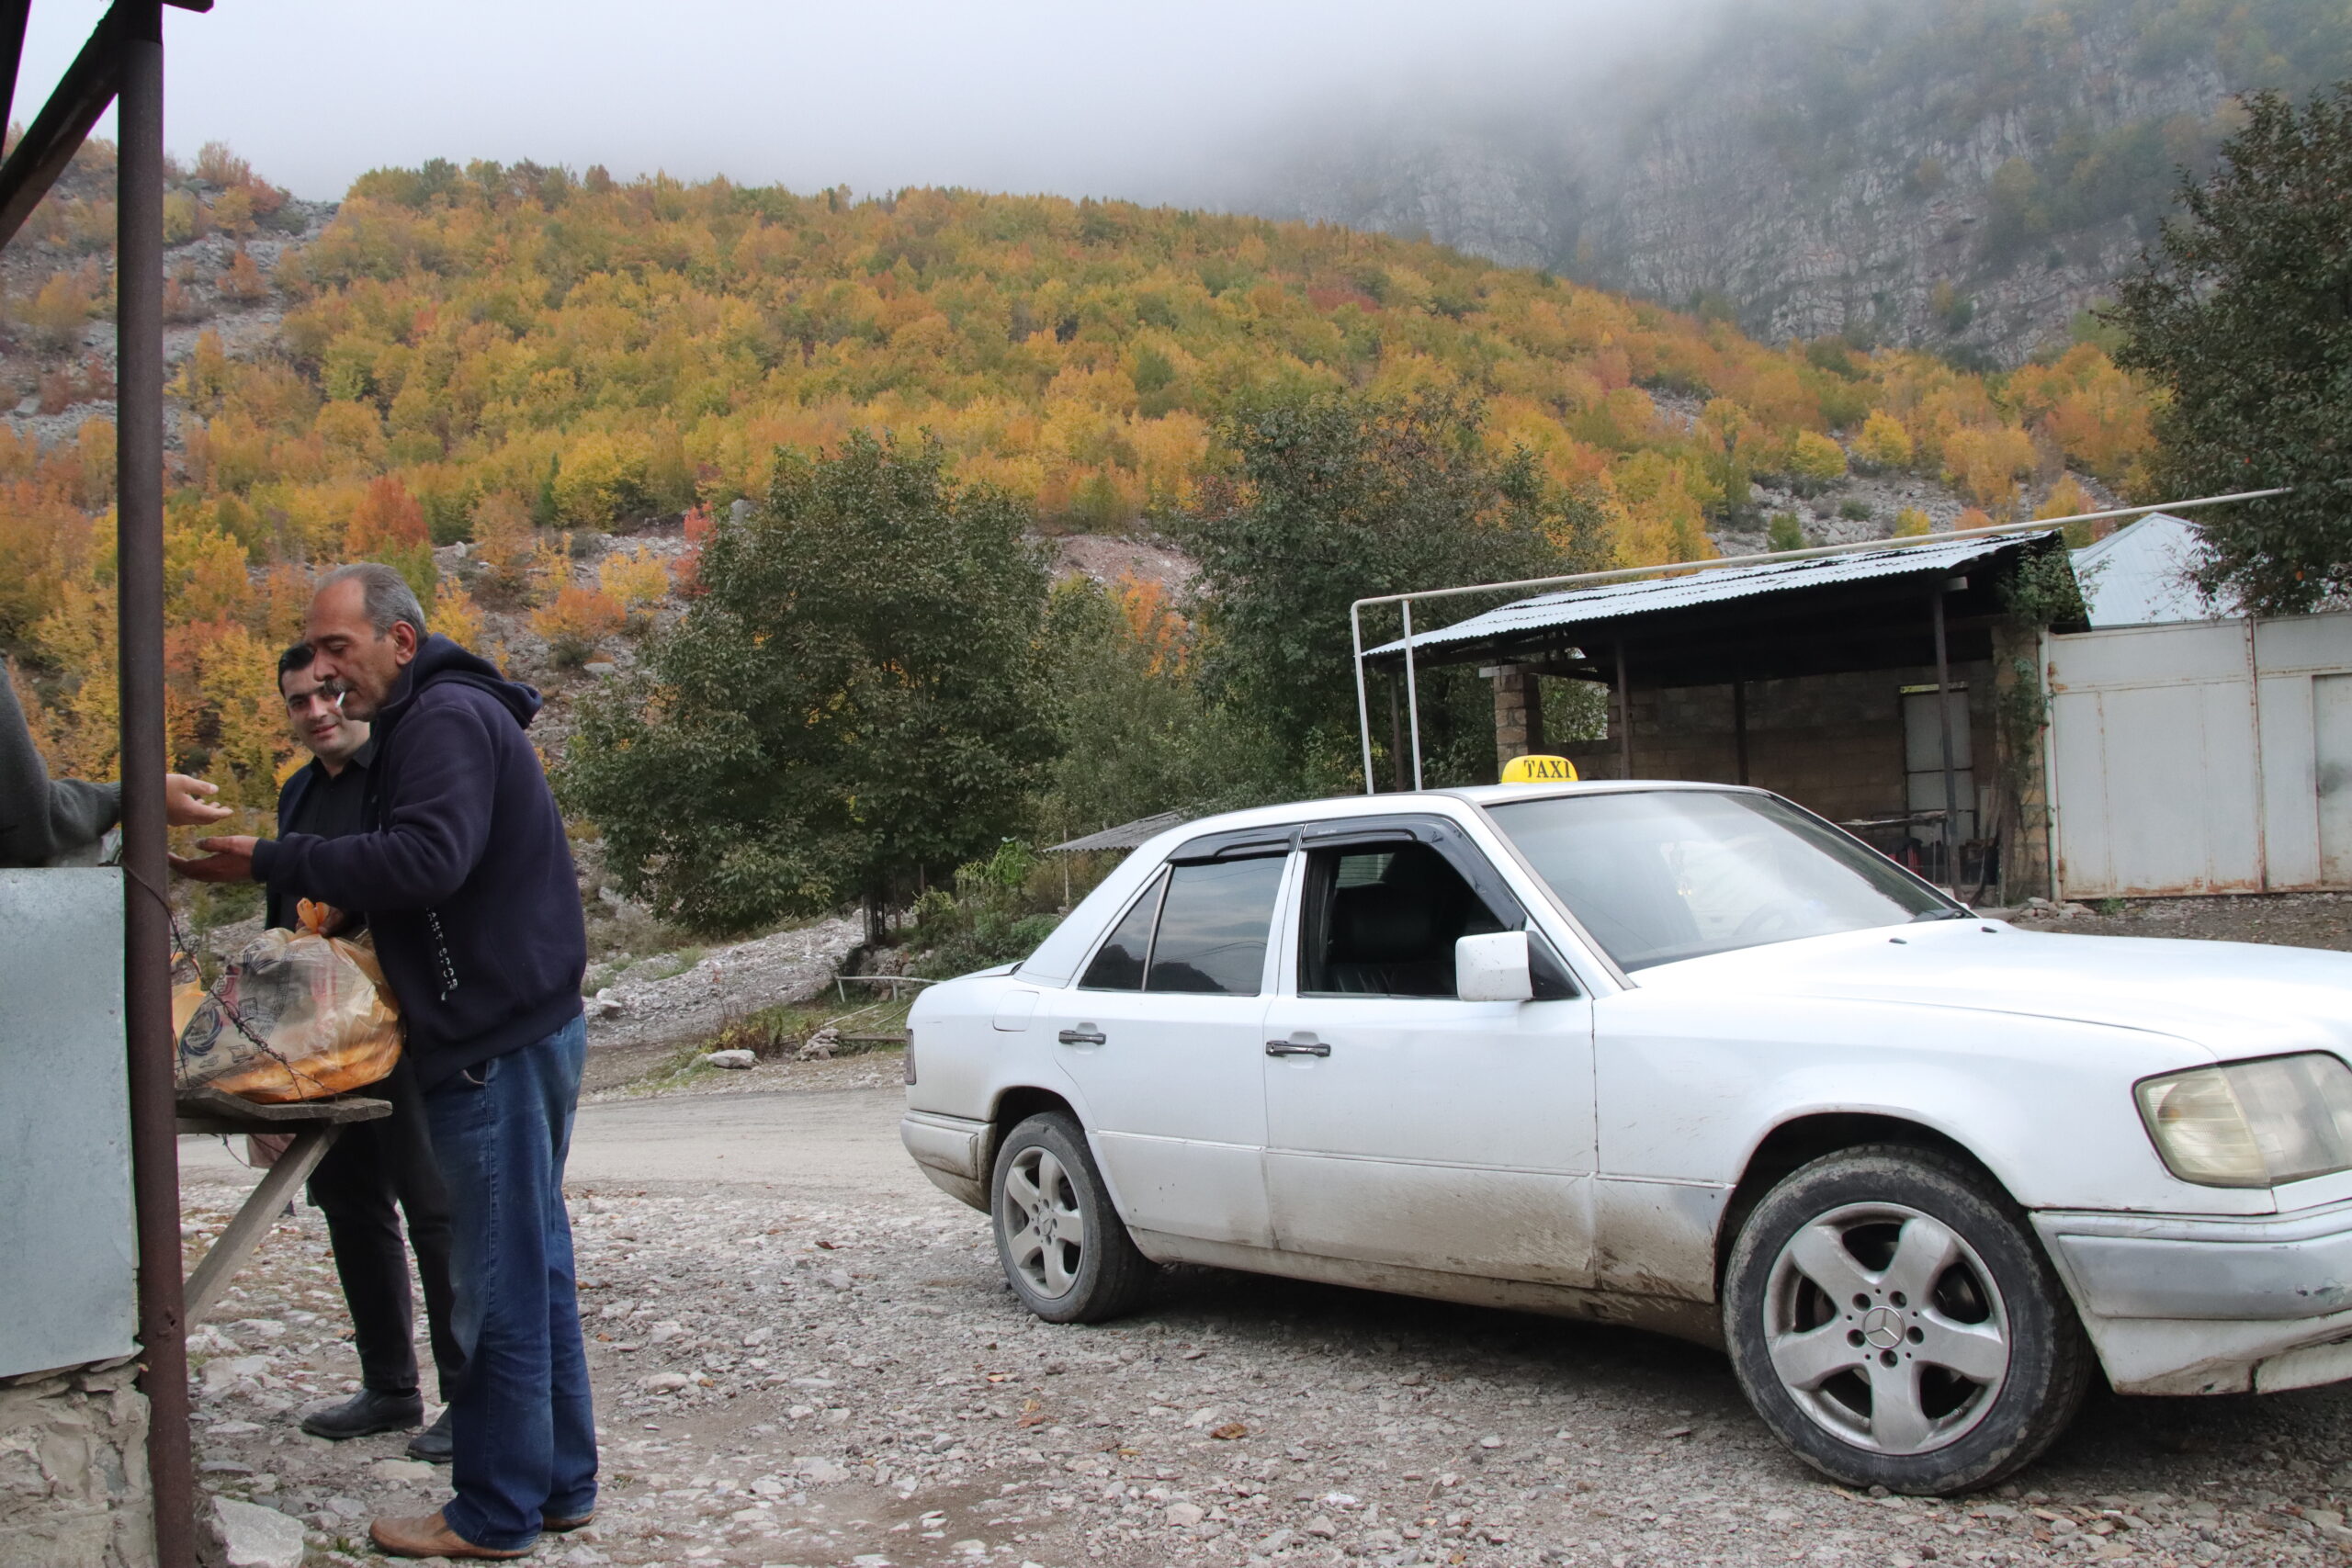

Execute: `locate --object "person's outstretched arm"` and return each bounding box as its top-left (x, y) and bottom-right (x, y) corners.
top-left (1, 661), bottom-right (117, 868)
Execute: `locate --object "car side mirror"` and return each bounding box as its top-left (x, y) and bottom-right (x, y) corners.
top-left (1456, 931), bottom-right (1534, 1003)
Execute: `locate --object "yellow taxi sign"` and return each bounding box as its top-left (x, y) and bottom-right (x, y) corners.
top-left (1500, 753), bottom-right (1578, 784)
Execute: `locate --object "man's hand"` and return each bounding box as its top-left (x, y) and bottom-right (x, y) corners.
top-left (164, 774), bottom-right (233, 827)
top-left (169, 835), bottom-right (258, 883)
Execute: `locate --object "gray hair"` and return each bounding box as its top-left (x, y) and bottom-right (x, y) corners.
top-left (319, 562), bottom-right (427, 638)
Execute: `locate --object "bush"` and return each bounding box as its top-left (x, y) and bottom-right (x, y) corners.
top-left (908, 840), bottom-right (1064, 978)
top-left (1893, 507), bottom-right (1933, 537)
top-left (1767, 513), bottom-right (1806, 552)
top-left (1838, 498), bottom-right (1873, 522)
top-left (1783, 430), bottom-right (1849, 496)
top-left (531, 583), bottom-right (624, 667)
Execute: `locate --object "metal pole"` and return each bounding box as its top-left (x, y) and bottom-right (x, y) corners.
top-left (1931, 583), bottom-right (1962, 889)
top-left (116, 6), bottom-right (192, 1563)
top-left (1350, 602), bottom-right (1375, 795)
top-left (1387, 680), bottom-right (1405, 794)
top-left (1614, 643), bottom-right (1634, 780)
top-left (1400, 600), bottom-right (1425, 790)
top-left (1733, 679), bottom-right (1749, 785)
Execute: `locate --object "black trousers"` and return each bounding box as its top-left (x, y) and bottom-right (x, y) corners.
top-left (307, 1055), bottom-right (464, 1400)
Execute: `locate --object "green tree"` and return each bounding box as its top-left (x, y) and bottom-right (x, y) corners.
top-left (1177, 391), bottom-right (1606, 789)
top-left (560, 433), bottom-right (1056, 937)
top-left (2109, 85), bottom-right (2352, 614)
top-left (1038, 577), bottom-right (1282, 840)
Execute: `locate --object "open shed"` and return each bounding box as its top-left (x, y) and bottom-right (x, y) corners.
top-left (1366, 532), bottom-right (2083, 897)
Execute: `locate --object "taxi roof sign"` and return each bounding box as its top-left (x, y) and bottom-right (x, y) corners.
top-left (1499, 753), bottom-right (1577, 784)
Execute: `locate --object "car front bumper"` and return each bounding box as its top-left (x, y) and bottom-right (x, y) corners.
top-left (2035, 1197), bottom-right (2352, 1394)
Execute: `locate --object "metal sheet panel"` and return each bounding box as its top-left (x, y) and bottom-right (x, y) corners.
top-left (1368, 534), bottom-right (2052, 656)
top-left (0, 868), bottom-right (136, 1377)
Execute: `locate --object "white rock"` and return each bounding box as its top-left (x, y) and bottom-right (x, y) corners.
top-left (592, 988), bottom-right (625, 1019)
top-left (639, 1371), bottom-right (691, 1393)
top-left (203, 1355), bottom-right (271, 1394)
top-left (646, 1320), bottom-right (685, 1344)
top-left (208, 1496), bottom-right (306, 1568)
top-left (797, 1456), bottom-right (853, 1484)
top-left (820, 1268), bottom-right (854, 1292)
top-left (704, 1048), bottom-right (756, 1069)
top-left (1182, 1406), bottom-right (1222, 1428)
top-left (369, 1458), bottom-right (436, 1484)
top-left (1166, 1501), bottom-right (1206, 1528)
top-left (1304, 1514), bottom-right (1339, 1538)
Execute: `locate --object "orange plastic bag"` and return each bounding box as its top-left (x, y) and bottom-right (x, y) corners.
top-left (175, 901), bottom-right (401, 1103)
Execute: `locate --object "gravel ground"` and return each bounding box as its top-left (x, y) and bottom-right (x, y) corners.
top-left (179, 1072), bottom-right (2352, 1568)
top-left (2008, 892), bottom-right (2352, 953)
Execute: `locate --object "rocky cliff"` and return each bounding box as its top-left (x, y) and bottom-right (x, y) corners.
top-left (1249, 0), bottom-right (2332, 367)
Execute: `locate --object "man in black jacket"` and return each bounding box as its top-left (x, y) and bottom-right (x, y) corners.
top-left (175, 565), bottom-right (594, 1561)
top-left (271, 641), bottom-right (463, 1461)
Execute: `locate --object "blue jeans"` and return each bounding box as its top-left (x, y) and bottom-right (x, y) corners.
top-left (422, 1015), bottom-right (597, 1551)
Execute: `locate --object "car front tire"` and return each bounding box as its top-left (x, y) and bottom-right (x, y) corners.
top-left (1722, 1144), bottom-right (2092, 1495)
top-left (990, 1112), bottom-right (1155, 1324)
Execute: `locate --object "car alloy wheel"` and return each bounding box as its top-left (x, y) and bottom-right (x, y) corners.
top-left (1723, 1145), bottom-right (2091, 1494)
top-left (989, 1112), bottom-right (1156, 1324)
top-left (1001, 1143), bottom-right (1087, 1300)
top-left (1763, 1201), bottom-right (2010, 1455)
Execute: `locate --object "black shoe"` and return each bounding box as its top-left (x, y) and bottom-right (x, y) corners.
top-left (299, 1389), bottom-right (424, 1441)
top-left (405, 1408), bottom-right (453, 1463)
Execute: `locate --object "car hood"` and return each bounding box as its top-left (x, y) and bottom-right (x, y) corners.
top-left (1631, 920), bottom-right (2352, 1060)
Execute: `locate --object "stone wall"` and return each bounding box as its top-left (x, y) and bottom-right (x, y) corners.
top-left (0, 1357), bottom-right (153, 1568)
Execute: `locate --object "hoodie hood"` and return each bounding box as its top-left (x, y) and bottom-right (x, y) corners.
top-left (1634, 919), bottom-right (2352, 1061)
top-left (381, 635), bottom-right (542, 729)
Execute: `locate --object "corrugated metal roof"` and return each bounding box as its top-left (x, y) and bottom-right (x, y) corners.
top-left (2071, 513), bottom-right (2235, 626)
top-left (1047, 811), bottom-right (1187, 853)
top-left (1368, 533), bottom-right (2052, 658)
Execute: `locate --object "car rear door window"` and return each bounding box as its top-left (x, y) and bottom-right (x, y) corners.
top-left (1079, 870), bottom-right (1166, 990)
top-left (1146, 858), bottom-right (1287, 995)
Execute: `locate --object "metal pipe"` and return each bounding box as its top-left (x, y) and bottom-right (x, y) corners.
top-left (1401, 599), bottom-right (1424, 791)
top-left (1387, 679), bottom-right (1404, 794)
top-left (1931, 583), bottom-right (1962, 889)
top-left (115, 7), bottom-right (192, 1562)
top-left (1614, 643), bottom-right (1633, 780)
top-left (1350, 600), bottom-right (1374, 795)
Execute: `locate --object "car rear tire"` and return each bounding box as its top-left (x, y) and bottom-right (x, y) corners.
top-left (1722, 1144), bottom-right (2091, 1495)
top-left (991, 1112), bottom-right (1155, 1324)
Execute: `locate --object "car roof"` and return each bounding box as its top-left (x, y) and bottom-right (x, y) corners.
top-left (1152, 778), bottom-right (1761, 846)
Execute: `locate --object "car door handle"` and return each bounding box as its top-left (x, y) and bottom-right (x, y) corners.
top-left (1057, 1028), bottom-right (1106, 1046)
top-left (1264, 1038), bottom-right (1330, 1058)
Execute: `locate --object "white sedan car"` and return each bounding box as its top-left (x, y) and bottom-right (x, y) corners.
top-left (900, 781), bottom-right (2352, 1494)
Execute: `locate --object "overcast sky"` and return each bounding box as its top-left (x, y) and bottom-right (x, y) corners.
top-left (14, 0), bottom-right (1684, 203)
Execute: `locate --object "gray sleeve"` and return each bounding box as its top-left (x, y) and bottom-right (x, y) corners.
top-left (0, 662), bottom-right (120, 868)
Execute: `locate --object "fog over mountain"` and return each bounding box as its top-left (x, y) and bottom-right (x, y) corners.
top-left (17, 0), bottom-right (2346, 366)
top-left (1216, 0), bottom-right (2352, 366)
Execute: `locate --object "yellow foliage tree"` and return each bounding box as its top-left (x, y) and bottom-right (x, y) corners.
top-left (596, 544), bottom-right (669, 629)
top-left (1855, 411), bottom-right (1915, 470)
top-left (1892, 507), bottom-right (1933, 537)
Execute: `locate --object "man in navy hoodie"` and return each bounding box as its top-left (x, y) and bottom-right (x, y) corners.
top-left (175, 562), bottom-right (594, 1561)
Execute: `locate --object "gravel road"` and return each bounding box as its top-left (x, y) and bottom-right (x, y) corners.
top-left (176, 1075), bottom-right (2352, 1568)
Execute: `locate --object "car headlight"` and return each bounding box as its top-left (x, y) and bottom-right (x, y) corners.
top-left (2136, 1053), bottom-right (2352, 1188)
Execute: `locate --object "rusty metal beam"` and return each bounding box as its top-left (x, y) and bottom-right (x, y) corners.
top-left (0, 2), bottom-right (122, 250)
top-left (114, 6), bottom-right (194, 1564)
top-left (0, 2), bottom-right (31, 142)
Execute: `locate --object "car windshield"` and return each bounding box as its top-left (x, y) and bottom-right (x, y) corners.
top-left (1483, 789), bottom-right (1956, 970)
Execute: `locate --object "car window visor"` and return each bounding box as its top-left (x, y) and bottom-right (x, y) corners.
top-left (1166, 825), bottom-right (1301, 863)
